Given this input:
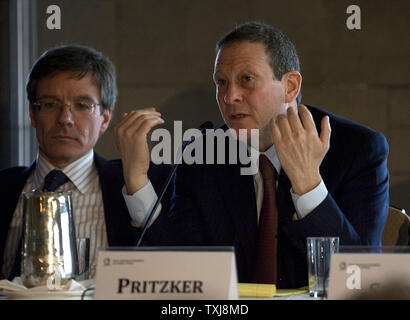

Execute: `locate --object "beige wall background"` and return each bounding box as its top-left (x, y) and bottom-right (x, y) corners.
top-left (35, 0), bottom-right (410, 210)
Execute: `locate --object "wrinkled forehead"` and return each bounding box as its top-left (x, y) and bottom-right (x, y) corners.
top-left (213, 41), bottom-right (271, 74)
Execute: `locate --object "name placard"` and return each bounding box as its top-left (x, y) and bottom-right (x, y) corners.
top-left (94, 247), bottom-right (238, 300)
top-left (328, 252), bottom-right (410, 299)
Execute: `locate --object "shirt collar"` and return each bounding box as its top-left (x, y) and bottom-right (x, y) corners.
top-left (33, 149), bottom-right (96, 194)
top-left (207, 128), bottom-right (282, 175)
top-left (247, 143), bottom-right (281, 175)
top-left (261, 144), bottom-right (281, 175)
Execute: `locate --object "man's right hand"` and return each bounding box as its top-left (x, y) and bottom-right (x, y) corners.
top-left (114, 108), bottom-right (164, 195)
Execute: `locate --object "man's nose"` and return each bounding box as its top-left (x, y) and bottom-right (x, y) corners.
top-left (223, 83), bottom-right (243, 105)
top-left (57, 104), bottom-right (74, 126)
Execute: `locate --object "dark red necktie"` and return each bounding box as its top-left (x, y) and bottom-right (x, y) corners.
top-left (252, 154), bottom-right (278, 284)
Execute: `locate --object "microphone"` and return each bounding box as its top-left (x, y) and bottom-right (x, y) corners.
top-left (136, 121), bottom-right (214, 246)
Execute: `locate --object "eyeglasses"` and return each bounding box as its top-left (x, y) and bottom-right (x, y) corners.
top-left (32, 98), bottom-right (101, 116)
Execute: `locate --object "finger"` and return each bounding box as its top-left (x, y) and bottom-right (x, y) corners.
top-left (276, 114), bottom-right (292, 140)
top-left (135, 116), bottom-right (165, 135)
top-left (125, 109), bottom-right (161, 122)
top-left (286, 106), bottom-right (304, 134)
top-left (115, 113), bottom-right (135, 137)
top-left (271, 118), bottom-right (282, 145)
top-left (116, 110), bottom-right (162, 133)
top-left (127, 106), bottom-right (157, 114)
top-left (115, 117), bottom-right (164, 152)
top-left (298, 104), bottom-right (316, 133)
top-left (118, 108), bottom-right (160, 123)
top-left (320, 115), bottom-right (331, 147)
top-left (115, 114), bottom-right (160, 141)
top-left (123, 114), bottom-right (164, 137)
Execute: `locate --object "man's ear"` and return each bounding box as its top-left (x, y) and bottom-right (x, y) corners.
top-left (282, 71), bottom-right (302, 104)
top-left (99, 108), bottom-right (113, 134)
top-left (29, 103), bottom-right (37, 128)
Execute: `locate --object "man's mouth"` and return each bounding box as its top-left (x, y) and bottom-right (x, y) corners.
top-left (53, 135), bottom-right (76, 140)
top-left (230, 113), bottom-right (248, 119)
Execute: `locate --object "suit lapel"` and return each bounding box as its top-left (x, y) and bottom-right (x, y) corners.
top-left (0, 163), bottom-right (34, 278)
top-left (217, 163), bottom-right (258, 279)
top-left (94, 154), bottom-right (138, 246)
top-left (276, 170), bottom-right (296, 224)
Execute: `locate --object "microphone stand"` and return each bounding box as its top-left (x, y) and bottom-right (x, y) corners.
top-left (136, 121), bottom-right (213, 246)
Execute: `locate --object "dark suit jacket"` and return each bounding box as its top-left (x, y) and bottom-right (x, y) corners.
top-left (158, 105), bottom-right (389, 289)
top-left (0, 153), bottom-right (170, 280)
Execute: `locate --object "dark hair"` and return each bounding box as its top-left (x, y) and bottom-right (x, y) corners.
top-left (216, 21), bottom-right (302, 104)
top-left (26, 44), bottom-right (117, 111)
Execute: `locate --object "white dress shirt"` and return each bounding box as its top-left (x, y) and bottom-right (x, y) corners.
top-left (2, 150), bottom-right (106, 279)
top-left (124, 145), bottom-right (328, 226)
top-left (254, 145), bottom-right (328, 221)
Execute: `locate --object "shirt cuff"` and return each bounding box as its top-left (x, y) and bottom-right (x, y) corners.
top-left (122, 181), bottom-right (161, 227)
top-left (290, 180), bottom-right (328, 220)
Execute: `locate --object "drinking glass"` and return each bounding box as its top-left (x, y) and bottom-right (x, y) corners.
top-left (307, 237), bottom-right (339, 298)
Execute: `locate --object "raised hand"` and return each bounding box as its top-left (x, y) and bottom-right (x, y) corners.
top-left (271, 104), bottom-right (331, 195)
top-left (114, 107), bottom-right (164, 194)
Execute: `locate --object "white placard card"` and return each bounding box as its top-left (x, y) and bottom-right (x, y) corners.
top-left (94, 247), bottom-right (238, 300)
top-left (328, 252), bottom-right (410, 299)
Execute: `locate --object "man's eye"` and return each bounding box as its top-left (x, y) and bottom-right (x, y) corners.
top-left (216, 79), bottom-right (226, 86)
top-left (43, 102), bottom-right (58, 109)
top-left (243, 75), bottom-right (252, 82)
top-left (76, 102), bottom-right (92, 111)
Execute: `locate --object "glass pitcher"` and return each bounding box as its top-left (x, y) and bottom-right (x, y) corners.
top-left (21, 191), bottom-right (79, 289)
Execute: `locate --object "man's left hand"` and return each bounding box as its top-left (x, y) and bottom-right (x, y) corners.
top-left (271, 104), bottom-right (331, 195)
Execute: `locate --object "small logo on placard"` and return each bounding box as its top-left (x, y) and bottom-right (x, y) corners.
top-left (103, 258), bottom-right (111, 266)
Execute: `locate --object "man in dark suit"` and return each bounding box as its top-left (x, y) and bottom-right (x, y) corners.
top-left (0, 45), bottom-right (168, 280)
top-left (165, 106), bottom-right (389, 289)
top-left (118, 22), bottom-right (389, 289)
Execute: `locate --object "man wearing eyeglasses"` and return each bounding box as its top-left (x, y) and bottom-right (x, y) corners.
top-left (0, 45), bottom-right (168, 280)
